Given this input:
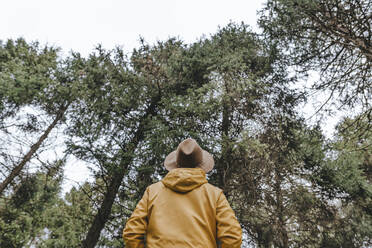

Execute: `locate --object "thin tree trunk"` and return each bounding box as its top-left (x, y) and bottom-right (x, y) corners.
top-left (0, 104), bottom-right (68, 195)
top-left (217, 77), bottom-right (232, 194)
top-left (82, 98), bottom-right (158, 248)
top-left (274, 165), bottom-right (289, 248)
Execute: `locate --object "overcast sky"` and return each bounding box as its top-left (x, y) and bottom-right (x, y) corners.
top-left (2, 0), bottom-right (341, 193)
top-left (1, 0), bottom-right (265, 56)
top-left (2, 0), bottom-right (269, 192)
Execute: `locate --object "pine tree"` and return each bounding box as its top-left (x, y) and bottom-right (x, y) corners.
top-left (0, 160), bottom-right (64, 247)
top-left (258, 0), bottom-right (371, 128)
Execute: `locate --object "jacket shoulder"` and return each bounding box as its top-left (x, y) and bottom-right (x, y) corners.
top-left (146, 181), bottom-right (164, 196)
top-left (203, 183), bottom-right (224, 196)
top-left (204, 182), bottom-right (223, 191)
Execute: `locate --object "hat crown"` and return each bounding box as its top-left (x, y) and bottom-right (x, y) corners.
top-left (176, 139), bottom-right (203, 168)
top-left (164, 138), bottom-right (214, 173)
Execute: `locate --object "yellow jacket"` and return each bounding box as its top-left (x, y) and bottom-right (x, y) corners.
top-left (123, 168), bottom-right (242, 248)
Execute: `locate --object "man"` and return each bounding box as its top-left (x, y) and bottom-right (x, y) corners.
top-left (123, 138), bottom-right (242, 247)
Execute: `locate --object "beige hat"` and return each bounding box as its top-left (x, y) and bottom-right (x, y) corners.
top-left (164, 138), bottom-right (214, 173)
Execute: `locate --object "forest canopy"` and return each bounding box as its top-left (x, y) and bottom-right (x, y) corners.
top-left (0, 1), bottom-right (371, 247)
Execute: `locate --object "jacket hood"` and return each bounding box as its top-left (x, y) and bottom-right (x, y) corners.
top-left (162, 168), bottom-right (207, 193)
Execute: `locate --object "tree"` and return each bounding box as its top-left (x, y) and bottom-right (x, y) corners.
top-left (64, 39), bottom-right (210, 247)
top-left (0, 160), bottom-right (64, 247)
top-left (0, 38), bottom-right (82, 195)
top-left (122, 23), bottom-right (313, 247)
top-left (258, 2), bottom-right (372, 245)
top-left (306, 115), bottom-right (372, 247)
top-left (258, 0), bottom-right (371, 125)
top-left (38, 182), bottom-right (96, 248)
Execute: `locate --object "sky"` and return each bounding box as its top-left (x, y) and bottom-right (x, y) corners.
top-left (1, 0), bottom-right (265, 57)
top-left (2, 0), bottom-right (268, 192)
top-left (1, 0), bottom-right (341, 193)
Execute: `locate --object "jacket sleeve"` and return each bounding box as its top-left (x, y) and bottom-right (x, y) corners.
top-left (216, 191), bottom-right (242, 248)
top-left (123, 187), bottom-right (149, 248)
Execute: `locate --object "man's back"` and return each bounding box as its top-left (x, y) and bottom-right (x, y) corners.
top-left (123, 168), bottom-right (242, 248)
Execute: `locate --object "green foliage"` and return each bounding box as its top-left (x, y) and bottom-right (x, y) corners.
top-left (0, 20), bottom-right (370, 247)
top-left (0, 38), bottom-right (67, 121)
top-left (0, 38), bottom-right (83, 196)
top-left (0, 161), bottom-right (63, 247)
top-left (258, 0), bottom-right (371, 123)
top-left (38, 182), bottom-right (95, 248)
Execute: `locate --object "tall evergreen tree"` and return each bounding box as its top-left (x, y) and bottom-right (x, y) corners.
top-left (63, 39), bottom-right (212, 247)
top-left (0, 160), bottom-right (64, 247)
top-left (258, 0), bottom-right (371, 127)
top-left (306, 115), bottom-right (372, 247)
top-left (0, 39), bottom-right (82, 194)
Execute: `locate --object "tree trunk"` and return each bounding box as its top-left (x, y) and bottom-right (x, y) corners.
top-left (0, 104), bottom-right (68, 195)
top-left (274, 165), bottom-right (289, 248)
top-left (82, 98), bottom-right (159, 248)
top-left (217, 77), bottom-right (232, 195)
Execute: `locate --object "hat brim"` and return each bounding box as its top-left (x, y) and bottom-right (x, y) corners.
top-left (164, 149), bottom-right (214, 173)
